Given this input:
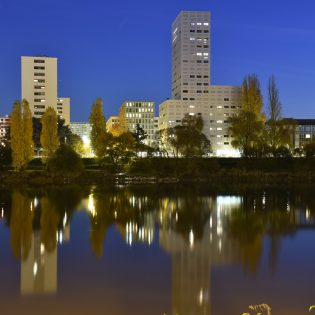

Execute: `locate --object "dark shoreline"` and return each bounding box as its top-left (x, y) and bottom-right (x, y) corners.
top-left (1, 169), bottom-right (315, 187)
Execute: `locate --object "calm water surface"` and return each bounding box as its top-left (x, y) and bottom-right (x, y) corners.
top-left (0, 185), bottom-right (314, 315)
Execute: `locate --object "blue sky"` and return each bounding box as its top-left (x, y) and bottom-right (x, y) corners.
top-left (0, 0), bottom-right (315, 121)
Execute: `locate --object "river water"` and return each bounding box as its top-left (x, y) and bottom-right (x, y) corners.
top-left (0, 185), bottom-right (314, 315)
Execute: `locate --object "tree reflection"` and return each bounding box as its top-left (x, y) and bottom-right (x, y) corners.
top-left (40, 197), bottom-right (60, 253)
top-left (10, 190), bottom-right (33, 261)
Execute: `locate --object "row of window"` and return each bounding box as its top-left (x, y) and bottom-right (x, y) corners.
top-left (190, 29), bottom-right (209, 33)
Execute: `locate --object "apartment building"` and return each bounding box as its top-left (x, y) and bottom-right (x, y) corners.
top-left (21, 56), bottom-right (70, 123)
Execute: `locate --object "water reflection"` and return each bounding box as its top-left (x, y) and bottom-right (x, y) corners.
top-left (0, 186), bottom-right (314, 314)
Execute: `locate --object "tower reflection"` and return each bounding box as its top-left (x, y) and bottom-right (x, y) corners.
top-left (160, 196), bottom-right (241, 315)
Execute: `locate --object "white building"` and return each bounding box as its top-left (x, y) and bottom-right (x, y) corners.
top-left (57, 98), bottom-right (70, 125)
top-left (120, 101), bottom-right (155, 147)
top-left (70, 122), bottom-right (91, 144)
top-left (159, 11), bottom-right (241, 157)
top-left (21, 56), bottom-right (70, 123)
top-left (0, 115), bottom-right (10, 142)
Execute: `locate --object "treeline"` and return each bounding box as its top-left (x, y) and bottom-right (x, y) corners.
top-left (228, 74), bottom-right (315, 157)
top-left (0, 100), bottom-right (85, 175)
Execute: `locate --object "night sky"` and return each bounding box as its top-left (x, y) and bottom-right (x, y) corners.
top-left (1, 0), bottom-right (315, 121)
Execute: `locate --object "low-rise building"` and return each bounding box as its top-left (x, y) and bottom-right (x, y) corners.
top-left (70, 122), bottom-right (91, 144)
top-left (57, 98), bottom-right (70, 125)
top-left (293, 119), bottom-right (315, 148)
top-left (158, 86), bottom-right (241, 157)
top-left (106, 116), bottom-right (120, 134)
top-left (119, 101), bottom-right (155, 147)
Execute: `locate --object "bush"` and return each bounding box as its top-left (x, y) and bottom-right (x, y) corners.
top-left (0, 145), bottom-right (12, 167)
top-left (304, 143), bottom-right (315, 158)
top-left (47, 145), bottom-right (84, 177)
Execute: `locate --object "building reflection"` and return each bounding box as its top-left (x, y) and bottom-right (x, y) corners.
top-left (21, 222), bottom-right (70, 296)
top-left (159, 195), bottom-right (242, 315)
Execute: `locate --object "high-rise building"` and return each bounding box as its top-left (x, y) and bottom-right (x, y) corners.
top-left (172, 11), bottom-right (211, 102)
top-left (21, 56), bottom-right (70, 122)
top-left (159, 11), bottom-right (241, 157)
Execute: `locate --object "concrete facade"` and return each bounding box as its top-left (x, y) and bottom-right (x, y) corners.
top-left (158, 11), bottom-right (241, 157)
top-left (57, 98), bottom-right (70, 125)
top-left (21, 56), bottom-right (70, 122)
top-left (120, 101), bottom-right (155, 147)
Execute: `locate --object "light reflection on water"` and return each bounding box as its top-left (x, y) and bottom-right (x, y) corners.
top-left (0, 186), bottom-right (314, 315)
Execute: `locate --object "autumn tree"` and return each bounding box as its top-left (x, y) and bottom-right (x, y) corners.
top-left (40, 107), bottom-right (60, 161)
top-left (10, 190), bottom-right (34, 261)
top-left (10, 100), bottom-right (34, 170)
top-left (22, 100), bottom-right (34, 163)
top-left (265, 76), bottom-right (295, 154)
top-left (229, 74), bottom-right (265, 156)
top-left (89, 98), bottom-right (107, 158)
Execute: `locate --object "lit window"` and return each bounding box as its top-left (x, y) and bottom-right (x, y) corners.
top-left (306, 134), bottom-right (311, 139)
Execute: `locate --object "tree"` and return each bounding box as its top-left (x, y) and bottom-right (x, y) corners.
top-left (89, 98), bottom-right (107, 158)
top-left (268, 75), bottom-right (282, 121)
top-left (0, 145), bottom-right (12, 167)
top-left (229, 75), bottom-right (265, 157)
top-left (67, 133), bottom-right (85, 155)
top-left (40, 107), bottom-right (60, 161)
top-left (241, 74), bottom-right (264, 116)
top-left (158, 114), bottom-right (210, 157)
top-left (47, 144), bottom-right (84, 177)
top-left (10, 190), bottom-right (33, 261)
top-left (32, 117), bottom-right (42, 156)
top-left (10, 100), bottom-right (34, 170)
top-left (175, 114), bottom-right (210, 157)
top-left (229, 111), bottom-right (264, 157)
top-left (22, 100), bottom-right (34, 164)
top-left (104, 132), bottom-right (136, 170)
top-left (264, 76), bottom-right (295, 154)
top-left (132, 123), bottom-right (147, 145)
top-left (304, 142), bottom-right (315, 158)
top-left (117, 105), bottom-right (128, 134)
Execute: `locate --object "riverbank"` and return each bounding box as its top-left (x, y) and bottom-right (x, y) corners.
top-left (1, 157), bottom-right (315, 186)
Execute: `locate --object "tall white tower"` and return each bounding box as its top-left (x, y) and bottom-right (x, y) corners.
top-left (22, 56), bottom-right (58, 119)
top-left (172, 11), bottom-right (211, 102)
top-left (21, 56), bottom-right (70, 124)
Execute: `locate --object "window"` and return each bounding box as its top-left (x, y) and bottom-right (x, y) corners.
top-left (224, 98), bottom-right (230, 101)
top-left (34, 60), bottom-right (45, 63)
top-left (34, 66), bottom-right (45, 70)
top-left (34, 73), bottom-right (45, 76)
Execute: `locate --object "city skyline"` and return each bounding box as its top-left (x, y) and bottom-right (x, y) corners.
top-left (1, 0), bottom-right (315, 121)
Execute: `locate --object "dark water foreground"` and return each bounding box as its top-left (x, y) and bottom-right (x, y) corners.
top-left (0, 185), bottom-right (314, 315)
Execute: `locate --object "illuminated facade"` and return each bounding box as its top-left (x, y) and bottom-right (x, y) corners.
top-left (21, 56), bottom-right (70, 122)
top-left (158, 11), bottom-right (241, 157)
top-left (0, 115), bottom-right (10, 142)
top-left (293, 119), bottom-right (315, 148)
top-left (119, 101), bottom-right (155, 146)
